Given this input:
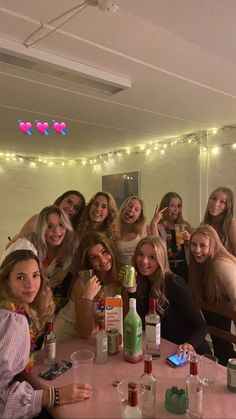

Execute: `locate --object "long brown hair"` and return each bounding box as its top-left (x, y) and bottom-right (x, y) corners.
top-left (54, 190), bottom-right (86, 229)
top-left (133, 236), bottom-right (170, 307)
top-left (159, 192), bottom-right (190, 226)
top-left (189, 224), bottom-right (236, 303)
top-left (203, 186), bottom-right (234, 246)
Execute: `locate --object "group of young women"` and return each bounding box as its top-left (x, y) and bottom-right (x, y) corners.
top-left (0, 186), bottom-right (236, 418)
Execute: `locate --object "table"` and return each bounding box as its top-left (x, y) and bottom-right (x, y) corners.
top-left (28, 337), bottom-right (235, 419)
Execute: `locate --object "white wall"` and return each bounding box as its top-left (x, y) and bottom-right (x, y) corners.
top-left (0, 134), bottom-right (235, 253)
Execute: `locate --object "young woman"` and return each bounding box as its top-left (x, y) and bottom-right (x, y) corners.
top-left (55, 231), bottom-right (123, 341)
top-left (149, 192), bottom-right (192, 282)
top-left (78, 192), bottom-right (119, 240)
top-left (116, 196), bottom-right (146, 265)
top-left (189, 224), bottom-right (236, 366)
top-left (128, 236), bottom-right (211, 359)
top-left (0, 250), bottom-right (92, 418)
top-left (203, 186), bottom-right (236, 256)
top-left (2, 206), bottom-right (75, 312)
top-left (9, 190), bottom-right (85, 242)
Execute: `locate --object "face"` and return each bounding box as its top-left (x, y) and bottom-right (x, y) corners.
top-left (136, 243), bottom-right (159, 276)
top-left (208, 191), bottom-right (227, 217)
top-left (87, 243), bottom-right (112, 272)
top-left (122, 199), bottom-right (142, 224)
top-left (8, 259), bottom-right (41, 304)
top-left (59, 194), bottom-right (82, 219)
top-left (167, 197), bottom-right (182, 222)
top-left (44, 213), bottom-right (67, 247)
top-left (89, 195), bottom-right (109, 224)
top-left (190, 234), bottom-right (211, 263)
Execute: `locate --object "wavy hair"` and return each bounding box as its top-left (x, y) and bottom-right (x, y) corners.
top-left (78, 192), bottom-right (119, 240)
top-left (117, 196), bottom-right (146, 238)
top-left (203, 186), bottom-right (234, 246)
top-left (34, 205), bottom-right (75, 269)
top-left (132, 235), bottom-right (170, 307)
top-left (189, 224), bottom-right (236, 303)
top-left (54, 190), bottom-right (86, 230)
top-left (0, 250), bottom-right (55, 334)
top-left (159, 192), bottom-right (190, 227)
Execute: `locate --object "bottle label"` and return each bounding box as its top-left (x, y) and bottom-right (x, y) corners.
top-left (102, 337), bottom-right (108, 352)
top-left (146, 323), bottom-right (160, 349)
top-left (124, 325), bottom-right (142, 357)
top-left (44, 341), bottom-right (56, 360)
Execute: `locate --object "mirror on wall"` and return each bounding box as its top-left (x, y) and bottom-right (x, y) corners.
top-left (102, 171), bottom-right (139, 208)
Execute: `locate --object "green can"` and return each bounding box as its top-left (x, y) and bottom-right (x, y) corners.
top-left (227, 358), bottom-right (236, 392)
top-left (123, 265), bottom-right (136, 288)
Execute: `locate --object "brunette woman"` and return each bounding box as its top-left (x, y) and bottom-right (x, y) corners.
top-left (203, 186), bottom-right (236, 256)
top-left (189, 224), bottom-right (236, 365)
top-left (0, 250), bottom-right (92, 418)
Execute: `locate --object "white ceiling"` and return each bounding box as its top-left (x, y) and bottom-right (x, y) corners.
top-left (1, 0), bottom-right (236, 159)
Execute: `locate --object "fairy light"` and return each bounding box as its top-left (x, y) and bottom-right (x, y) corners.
top-left (212, 146), bottom-right (220, 155)
top-left (232, 143), bottom-right (236, 149)
top-left (160, 149), bottom-right (165, 155)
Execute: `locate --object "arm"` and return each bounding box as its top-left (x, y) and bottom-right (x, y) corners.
top-left (215, 259), bottom-right (236, 310)
top-left (149, 204), bottom-right (168, 236)
top-left (229, 219), bottom-right (236, 257)
top-left (71, 275), bottom-right (101, 339)
top-left (6, 215), bottom-right (38, 248)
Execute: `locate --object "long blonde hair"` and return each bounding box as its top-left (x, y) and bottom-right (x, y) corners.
top-left (189, 224), bottom-right (236, 303)
top-left (0, 250), bottom-right (55, 334)
top-left (133, 235), bottom-right (170, 307)
top-left (117, 196), bottom-right (146, 238)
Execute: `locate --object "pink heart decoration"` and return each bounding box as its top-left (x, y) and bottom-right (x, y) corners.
top-left (19, 121), bottom-right (31, 135)
top-left (36, 122), bottom-right (45, 135)
top-left (53, 121), bottom-right (62, 134)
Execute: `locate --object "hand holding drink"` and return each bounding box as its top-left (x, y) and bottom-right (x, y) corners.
top-left (174, 224), bottom-right (185, 247)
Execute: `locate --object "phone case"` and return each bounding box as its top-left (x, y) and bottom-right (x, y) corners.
top-left (39, 360), bottom-right (72, 380)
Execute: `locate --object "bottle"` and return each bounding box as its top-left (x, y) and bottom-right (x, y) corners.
top-left (123, 298), bottom-right (142, 363)
top-left (139, 354), bottom-right (157, 418)
top-left (44, 321), bottom-right (56, 365)
top-left (123, 382), bottom-right (142, 418)
top-left (186, 356), bottom-right (203, 419)
top-left (96, 319), bottom-right (108, 364)
top-left (145, 297), bottom-right (161, 358)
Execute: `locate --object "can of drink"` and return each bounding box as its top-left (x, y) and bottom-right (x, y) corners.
top-left (107, 328), bottom-right (119, 354)
top-left (123, 265), bottom-right (136, 288)
top-left (227, 358), bottom-right (236, 392)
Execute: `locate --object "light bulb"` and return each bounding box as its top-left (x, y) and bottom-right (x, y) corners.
top-left (98, 0), bottom-right (118, 14)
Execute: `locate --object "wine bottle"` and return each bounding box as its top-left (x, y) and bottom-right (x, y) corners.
top-left (96, 318), bottom-right (108, 364)
top-left (44, 321), bottom-right (56, 365)
top-left (186, 356), bottom-right (203, 418)
top-left (140, 354), bottom-right (157, 418)
top-left (123, 382), bottom-right (142, 418)
top-left (123, 298), bottom-right (142, 363)
top-left (145, 297), bottom-right (161, 358)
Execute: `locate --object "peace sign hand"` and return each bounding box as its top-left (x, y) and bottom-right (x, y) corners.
top-left (149, 204), bottom-right (168, 236)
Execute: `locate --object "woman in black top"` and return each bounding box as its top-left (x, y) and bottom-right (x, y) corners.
top-left (130, 235), bottom-right (211, 358)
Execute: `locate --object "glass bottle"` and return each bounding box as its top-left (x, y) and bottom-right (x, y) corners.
top-left (123, 298), bottom-right (142, 363)
top-left (140, 354), bottom-right (157, 418)
top-left (96, 318), bottom-right (108, 364)
top-left (186, 356), bottom-right (203, 419)
top-left (145, 297), bottom-right (161, 358)
top-left (123, 382), bottom-right (142, 418)
top-left (44, 321), bottom-right (56, 365)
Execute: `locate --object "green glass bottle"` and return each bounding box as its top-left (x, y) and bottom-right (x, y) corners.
top-left (124, 298), bottom-right (142, 363)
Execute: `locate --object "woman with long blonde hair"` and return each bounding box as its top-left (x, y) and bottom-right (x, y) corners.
top-left (203, 186), bottom-right (236, 256)
top-left (128, 236), bottom-right (211, 359)
top-left (189, 224), bottom-right (236, 365)
top-left (0, 250), bottom-right (92, 418)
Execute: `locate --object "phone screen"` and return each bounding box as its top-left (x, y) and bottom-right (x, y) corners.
top-left (166, 352), bottom-right (188, 367)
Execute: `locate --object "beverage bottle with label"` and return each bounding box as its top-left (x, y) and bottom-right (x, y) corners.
top-left (186, 356), bottom-right (203, 419)
top-left (123, 382), bottom-right (142, 418)
top-left (145, 297), bottom-right (161, 358)
top-left (139, 354), bottom-right (157, 418)
top-left (123, 298), bottom-right (142, 363)
top-left (44, 321), bottom-right (56, 365)
top-left (96, 318), bottom-right (108, 364)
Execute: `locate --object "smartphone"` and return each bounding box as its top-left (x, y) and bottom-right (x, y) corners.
top-left (39, 360), bottom-right (72, 380)
top-left (166, 351), bottom-right (188, 368)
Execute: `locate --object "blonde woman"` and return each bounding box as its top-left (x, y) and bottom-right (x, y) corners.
top-left (116, 196), bottom-right (146, 265)
top-left (0, 250), bottom-right (92, 418)
top-left (128, 236), bottom-right (211, 359)
top-left (203, 186), bottom-right (236, 256)
top-left (189, 224), bottom-right (236, 365)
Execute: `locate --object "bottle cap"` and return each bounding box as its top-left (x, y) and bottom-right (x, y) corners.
top-left (190, 355), bottom-right (198, 375)
top-left (144, 353), bottom-right (153, 373)
top-left (129, 298), bottom-right (136, 309)
top-left (149, 297), bottom-right (156, 311)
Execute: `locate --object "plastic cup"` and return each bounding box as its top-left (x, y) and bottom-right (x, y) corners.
top-left (200, 354), bottom-right (218, 386)
top-left (78, 269), bottom-right (94, 282)
top-left (175, 224), bottom-right (185, 246)
top-left (71, 350), bottom-right (94, 386)
top-left (117, 380), bottom-right (145, 418)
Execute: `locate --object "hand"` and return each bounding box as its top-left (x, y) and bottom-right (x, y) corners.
top-left (80, 275), bottom-right (101, 300)
top-left (59, 383), bottom-right (93, 405)
top-left (177, 342), bottom-right (195, 361)
top-left (150, 204), bottom-right (168, 231)
top-left (182, 230), bottom-right (191, 241)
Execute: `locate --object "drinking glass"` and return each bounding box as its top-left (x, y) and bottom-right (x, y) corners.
top-left (200, 354), bottom-right (218, 386)
top-left (71, 350), bottom-right (94, 386)
top-left (175, 224), bottom-right (185, 246)
top-left (78, 269), bottom-right (94, 282)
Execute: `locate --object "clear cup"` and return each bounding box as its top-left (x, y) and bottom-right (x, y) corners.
top-left (78, 269), bottom-right (94, 282)
top-left (117, 380), bottom-right (145, 418)
top-left (200, 354), bottom-right (218, 386)
top-left (175, 224), bottom-right (185, 246)
top-left (71, 350), bottom-right (94, 386)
